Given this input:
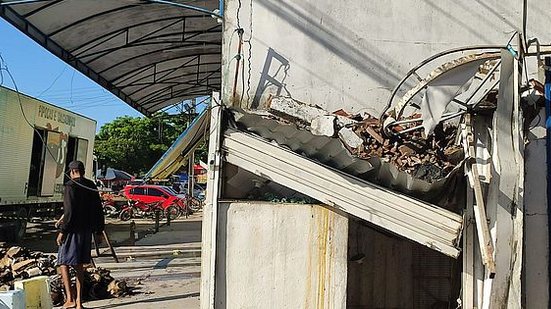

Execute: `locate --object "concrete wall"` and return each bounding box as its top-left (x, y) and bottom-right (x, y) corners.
top-left (524, 109), bottom-right (549, 308)
top-left (215, 202), bottom-right (348, 308)
top-left (222, 0), bottom-right (551, 115)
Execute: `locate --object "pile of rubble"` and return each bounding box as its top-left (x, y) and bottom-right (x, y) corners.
top-left (50, 267), bottom-right (131, 305)
top-left (351, 114), bottom-right (463, 182)
top-left (0, 244), bottom-right (57, 291)
top-left (267, 97), bottom-right (463, 183)
top-left (0, 243), bottom-right (132, 305)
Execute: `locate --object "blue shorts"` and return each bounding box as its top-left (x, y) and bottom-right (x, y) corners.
top-left (57, 231), bottom-right (92, 266)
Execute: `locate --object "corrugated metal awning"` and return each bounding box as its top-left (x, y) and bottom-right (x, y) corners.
top-left (145, 108), bottom-right (210, 179)
top-left (0, 0), bottom-right (222, 116)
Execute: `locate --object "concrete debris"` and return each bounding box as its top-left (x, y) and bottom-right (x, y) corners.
top-left (264, 97), bottom-right (464, 183)
top-left (338, 127), bottom-right (364, 150)
top-left (311, 115), bottom-right (336, 136)
top-left (268, 96), bottom-right (326, 124)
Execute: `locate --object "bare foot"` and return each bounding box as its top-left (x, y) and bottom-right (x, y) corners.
top-left (62, 301), bottom-right (76, 309)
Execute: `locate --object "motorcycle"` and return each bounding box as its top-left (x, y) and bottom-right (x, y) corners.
top-left (102, 200), bottom-right (119, 218)
top-left (119, 200), bottom-right (180, 221)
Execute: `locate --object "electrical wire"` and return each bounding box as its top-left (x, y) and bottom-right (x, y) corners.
top-left (69, 70), bottom-right (75, 105)
top-left (0, 55), bottom-right (101, 192)
top-left (37, 66), bottom-right (66, 98)
top-left (244, 0), bottom-right (253, 104)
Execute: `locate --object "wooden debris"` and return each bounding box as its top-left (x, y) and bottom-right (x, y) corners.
top-left (0, 243), bottom-right (132, 305)
top-left (0, 257), bottom-right (11, 269)
top-left (12, 259), bottom-right (35, 274)
top-left (366, 126), bottom-right (385, 145)
top-left (6, 247), bottom-right (22, 258)
top-left (398, 145), bottom-right (415, 156)
top-left (107, 280), bottom-right (128, 297)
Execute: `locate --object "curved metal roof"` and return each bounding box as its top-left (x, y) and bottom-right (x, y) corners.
top-left (0, 0), bottom-right (222, 116)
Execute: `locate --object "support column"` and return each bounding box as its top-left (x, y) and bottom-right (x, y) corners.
top-left (200, 92), bottom-right (223, 309)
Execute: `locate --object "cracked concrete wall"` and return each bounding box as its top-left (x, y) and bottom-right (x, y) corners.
top-left (524, 109), bottom-right (549, 308)
top-left (222, 0), bottom-right (551, 115)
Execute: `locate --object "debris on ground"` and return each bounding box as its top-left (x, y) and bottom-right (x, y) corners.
top-left (50, 266), bottom-right (135, 305)
top-left (0, 244), bottom-right (57, 291)
top-left (0, 243), bottom-right (134, 305)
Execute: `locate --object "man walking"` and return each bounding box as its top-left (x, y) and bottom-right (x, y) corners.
top-left (56, 160), bottom-right (104, 309)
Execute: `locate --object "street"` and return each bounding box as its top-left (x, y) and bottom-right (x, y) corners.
top-left (22, 214), bottom-right (203, 309)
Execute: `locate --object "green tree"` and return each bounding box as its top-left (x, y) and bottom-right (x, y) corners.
top-left (94, 112), bottom-right (206, 176)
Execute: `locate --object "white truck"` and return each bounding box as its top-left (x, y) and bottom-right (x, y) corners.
top-left (0, 86), bottom-right (96, 241)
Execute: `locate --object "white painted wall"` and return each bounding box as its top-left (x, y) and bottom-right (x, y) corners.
top-left (524, 109), bottom-right (549, 308)
top-left (222, 0), bottom-right (551, 115)
top-left (215, 202), bottom-right (348, 308)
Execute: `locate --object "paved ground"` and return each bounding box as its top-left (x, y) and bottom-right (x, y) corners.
top-left (22, 213), bottom-right (203, 309)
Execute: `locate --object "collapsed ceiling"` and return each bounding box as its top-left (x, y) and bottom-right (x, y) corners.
top-left (0, 0), bottom-right (222, 116)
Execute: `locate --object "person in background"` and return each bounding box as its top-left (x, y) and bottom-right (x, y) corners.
top-left (56, 160), bottom-right (104, 309)
top-left (172, 181), bottom-right (181, 193)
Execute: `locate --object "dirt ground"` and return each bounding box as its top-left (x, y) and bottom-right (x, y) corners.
top-left (21, 213), bottom-right (203, 309)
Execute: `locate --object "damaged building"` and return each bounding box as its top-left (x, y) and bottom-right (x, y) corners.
top-left (198, 51), bottom-right (549, 308)
top-left (2, 0), bottom-right (550, 308)
top-left (198, 1), bottom-right (551, 308)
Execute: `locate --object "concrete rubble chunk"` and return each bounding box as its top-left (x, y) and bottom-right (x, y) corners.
top-left (338, 127), bottom-right (364, 149)
top-left (335, 115), bottom-right (357, 128)
top-left (269, 96), bottom-right (326, 124)
top-left (311, 115), bottom-right (336, 136)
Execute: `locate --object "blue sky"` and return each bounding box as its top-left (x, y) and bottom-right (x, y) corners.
top-left (0, 19), bottom-right (193, 132)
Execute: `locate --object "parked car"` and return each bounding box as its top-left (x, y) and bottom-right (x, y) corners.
top-left (175, 182), bottom-right (206, 200)
top-left (122, 185), bottom-right (189, 218)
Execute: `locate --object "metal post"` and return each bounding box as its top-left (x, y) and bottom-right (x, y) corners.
top-left (155, 210), bottom-right (160, 233)
top-left (188, 152), bottom-right (195, 197)
top-left (200, 92), bottom-right (223, 309)
top-left (544, 56), bottom-right (551, 308)
top-left (130, 220), bottom-right (136, 245)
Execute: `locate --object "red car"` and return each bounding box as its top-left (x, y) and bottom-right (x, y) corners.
top-left (122, 185), bottom-right (189, 218)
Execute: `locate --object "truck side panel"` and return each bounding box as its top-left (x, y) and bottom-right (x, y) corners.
top-left (0, 87), bottom-right (97, 206)
top-left (0, 87), bottom-right (35, 205)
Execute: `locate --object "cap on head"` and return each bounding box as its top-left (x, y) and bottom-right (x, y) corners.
top-left (68, 160), bottom-right (85, 174)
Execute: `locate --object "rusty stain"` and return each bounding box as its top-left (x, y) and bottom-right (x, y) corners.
top-left (317, 207), bottom-right (330, 309)
top-left (327, 212), bottom-right (334, 308)
top-left (304, 207), bottom-right (314, 309)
